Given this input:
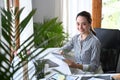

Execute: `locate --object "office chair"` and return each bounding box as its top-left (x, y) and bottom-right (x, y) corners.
top-left (94, 28), bottom-right (120, 73)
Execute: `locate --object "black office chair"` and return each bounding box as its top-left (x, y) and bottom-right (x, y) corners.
top-left (100, 48), bottom-right (120, 73)
top-left (94, 28), bottom-right (120, 73)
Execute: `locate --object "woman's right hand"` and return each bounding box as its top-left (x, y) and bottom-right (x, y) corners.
top-left (64, 59), bottom-right (83, 69)
top-left (63, 59), bottom-right (77, 68)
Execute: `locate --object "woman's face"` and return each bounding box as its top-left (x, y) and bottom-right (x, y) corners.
top-left (76, 16), bottom-right (91, 34)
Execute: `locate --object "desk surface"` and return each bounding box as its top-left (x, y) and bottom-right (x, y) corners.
top-left (12, 48), bottom-right (120, 80)
top-left (43, 72), bottom-right (120, 80)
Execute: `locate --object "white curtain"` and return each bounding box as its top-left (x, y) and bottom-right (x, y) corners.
top-left (62, 0), bottom-right (92, 38)
top-left (55, 0), bottom-right (63, 21)
top-left (19, 0), bottom-right (34, 47)
top-left (0, 0), bottom-right (5, 39)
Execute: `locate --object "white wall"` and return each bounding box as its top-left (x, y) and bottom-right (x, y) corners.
top-left (32, 0), bottom-right (56, 23)
top-left (32, 0), bottom-right (63, 22)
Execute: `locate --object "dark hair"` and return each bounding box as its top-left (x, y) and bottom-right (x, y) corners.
top-left (76, 11), bottom-right (96, 35)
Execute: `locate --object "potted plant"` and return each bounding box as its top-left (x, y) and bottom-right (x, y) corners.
top-left (33, 18), bottom-right (68, 48)
top-left (0, 7), bottom-right (51, 80)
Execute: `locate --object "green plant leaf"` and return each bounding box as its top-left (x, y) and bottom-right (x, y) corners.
top-left (33, 17), bottom-right (68, 48)
top-left (19, 9), bottom-right (36, 33)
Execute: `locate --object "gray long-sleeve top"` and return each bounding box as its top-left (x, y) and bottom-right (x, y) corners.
top-left (61, 33), bottom-right (101, 72)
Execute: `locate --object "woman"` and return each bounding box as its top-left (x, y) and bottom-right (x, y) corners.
top-left (60, 11), bottom-right (103, 74)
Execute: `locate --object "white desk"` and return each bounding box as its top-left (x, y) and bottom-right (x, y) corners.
top-left (43, 72), bottom-right (120, 80)
top-left (12, 48), bottom-right (120, 80)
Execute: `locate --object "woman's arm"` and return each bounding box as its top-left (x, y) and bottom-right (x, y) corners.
top-left (60, 36), bottom-right (75, 54)
top-left (64, 59), bottom-right (83, 70)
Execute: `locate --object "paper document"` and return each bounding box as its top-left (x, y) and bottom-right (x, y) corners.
top-left (48, 73), bottom-right (79, 80)
top-left (88, 77), bottom-right (104, 80)
top-left (52, 52), bottom-right (65, 60)
top-left (44, 53), bottom-right (71, 75)
top-left (43, 59), bottom-right (59, 67)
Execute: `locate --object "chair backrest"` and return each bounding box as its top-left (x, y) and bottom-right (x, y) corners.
top-left (94, 28), bottom-right (120, 73)
top-left (94, 28), bottom-right (120, 49)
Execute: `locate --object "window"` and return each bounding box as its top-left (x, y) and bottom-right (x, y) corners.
top-left (102, 0), bottom-right (120, 30)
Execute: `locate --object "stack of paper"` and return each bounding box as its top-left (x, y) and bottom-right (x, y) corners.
top-left (81, 75), bottom-right (112, 80)
top-left (43, 53), bottom-right (71, 75)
